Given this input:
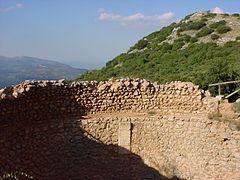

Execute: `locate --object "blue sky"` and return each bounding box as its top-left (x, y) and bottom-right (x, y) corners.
top-left (0, 0), bottom-right (239, 69)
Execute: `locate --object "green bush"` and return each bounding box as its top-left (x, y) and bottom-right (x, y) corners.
top-left (190, 37), bottom-right (198, 43)
top-left (196, 27), bottom-right (214, 37)
top-left (209, 20), bottom-right (226, 29)
top-left (160, 42), bottom-right (172, 52)
top-left (183, 13), bottom-right (194, 20)
top-left (134, 39), bottom-right (149, 50)
top-left (201, 18), bottom-right (208, 22)
top-left (172, 41), bottom-right (185, 50)
top-left (188, 20), bottom-right (206, 30)
top-left (178, 20), bottom-right (206, 32)
top-left (203, 12), bottom-right (217, 18)
top-left (216, 25), bottom-right (232, 34)
top-left (146, 23), bottom-right (176, 42)
top-left (178, 34), bottom-right (191, 43)
top-left (236, 36), bottom-right (240, 41)
top-left (232, 13), bottom-right (240, 17)
top-left (136, 58), bottom-right (149, 65)
top-left (211, 34), bottom-right (220, 40)
top-left (222, 13), bottom-right (229, 17)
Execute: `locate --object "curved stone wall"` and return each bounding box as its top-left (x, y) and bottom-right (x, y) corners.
top-left (0, 79), bottom-right (216, 118)
top-left (0, 79), bottom-right (239, 180)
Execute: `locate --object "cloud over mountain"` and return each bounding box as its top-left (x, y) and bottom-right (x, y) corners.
top-left (98, 9), bottom-right (176, 27)
top-left (212, 7), bottom-right (224, 14)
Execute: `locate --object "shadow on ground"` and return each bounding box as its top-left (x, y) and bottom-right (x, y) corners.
top-left (0, 116), bottom-right (184, 180)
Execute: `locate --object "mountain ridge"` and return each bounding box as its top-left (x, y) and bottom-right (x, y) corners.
top-left (0, 56), bottom-right (88, 88)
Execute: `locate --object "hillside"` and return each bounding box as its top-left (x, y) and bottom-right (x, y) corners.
top-left (0, 56), bottom-right (88, 88)
top-left (76, 11), bottom-right (240, 96)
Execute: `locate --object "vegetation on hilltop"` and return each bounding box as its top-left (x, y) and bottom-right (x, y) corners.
top-left (76, 11), bottom-right (240, 97)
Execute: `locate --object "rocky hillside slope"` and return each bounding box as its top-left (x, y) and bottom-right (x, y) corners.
top-left (76, 11), bottom-right (240, 96)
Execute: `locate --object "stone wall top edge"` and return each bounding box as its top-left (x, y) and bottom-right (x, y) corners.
top-left (0, 78), bottom-right (209, 100)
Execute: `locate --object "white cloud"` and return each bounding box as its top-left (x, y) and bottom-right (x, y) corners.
top-left (97, 10), bottom-right (176, 27)
top-left (122, 13), bottom-right (145, 21)
top-left (0, 3), bottom-right (23, 12)
top-left (15, 3), bottom-right (23, 8)
top-left (212, 7), bottom-right (224, 14)
top-left (98, 12), bottom-right (122, 21)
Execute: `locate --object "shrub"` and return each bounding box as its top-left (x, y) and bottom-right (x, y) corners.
top-left (216, 25), bottom-right (232, 34)
top-left (203, 12), bottom-right (217, 18)
top-left (134, 39), bottom-right (149, 50)
top-left (236, 36), bottom-right (240, 41)
top-left (211, 34), bottom-right (220, 40)
top-left (136, 58), bottom-right (149, 65)
top-left (174, 38), bottom-right (184, 43)
top-left (176, 29), bottom-right (182, 36)
top-left (190, 37), bottom-right (198, 43)
top-left (180, 34), bottom-right (191, 43)
top-left (222, 13), bottom-right (229, 17)
top-left (172, 41), bottom-right (185, 50)
top-left (146, 23), bottom-right (176, 42)
top-left (174, 35), bottom-right (191, 43)
top-left (196, 27), bottom-right (214, 37)
top-left (232, 13), bottom-right (240, 17)
top-left (201, 18), bottom-right (208, 22)
top-left (178, 20), bottom-right (206, 32)
top-left (188, 20), bottom-right (206, 30)
top-left (160, 42), bottom-right (172, 52)
top-left (209, 20), bottom-right (227, 29)
top-left (183, 13), bottom-right (194, 20)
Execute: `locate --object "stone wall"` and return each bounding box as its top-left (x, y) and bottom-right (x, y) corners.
top-left (130, 116), bottom-right (240, 179)
top-left (79, 115), bottom-right (240, 180)
top-left (0, 116), bottom-right (166, 180)
top-left (0, 79), bottom-right (239, 180)
top-left (0, 79), bottom-right (217, 119)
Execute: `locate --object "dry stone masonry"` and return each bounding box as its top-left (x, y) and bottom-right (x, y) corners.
top-left (0, 79), bottom-right (239, 180)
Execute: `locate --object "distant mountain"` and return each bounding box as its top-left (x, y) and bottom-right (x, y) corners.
top-left (76, 11), bottom-right (240, 96)
top-left (0, 56), bottom-right (88, 88)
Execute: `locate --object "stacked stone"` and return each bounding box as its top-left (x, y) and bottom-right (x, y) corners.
top-left (72, 115), bottom-right (240, 180)
top-left (0, 79), bottom-right (239, 180)
top-left (0, 78), bottom-right (215, 124)
top-left (70, 79), bottom-right (211, 114)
